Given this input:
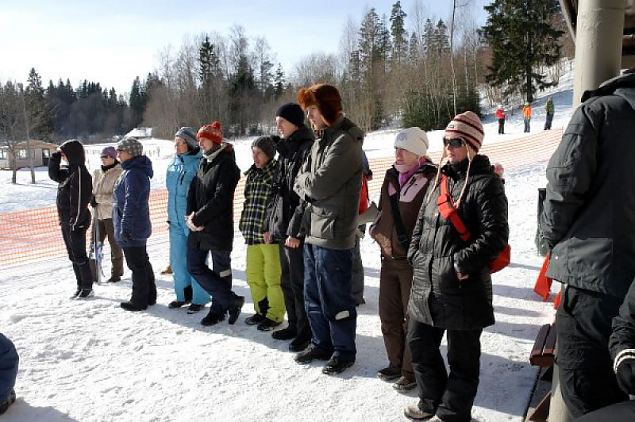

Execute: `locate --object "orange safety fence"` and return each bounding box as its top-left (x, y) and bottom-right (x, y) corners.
top-left (0, 129), bottom-right (562, 267)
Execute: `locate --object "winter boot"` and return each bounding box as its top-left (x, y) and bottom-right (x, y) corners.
top-left (76, 289), bottom-right (94, 300)
top-left (201, 308), bottom-right (226, 326)
top-left (245, 313), bottom-right (267, 325)
top-left (120, 301), bottom-right (147, 312)
top-left (271, 327), bottom-right (297, 340)
top-left (227, 295), bottom-right (245, 325)
top-left (377, 366), bottom-right (401, 381)
top-left (393, 375), bottom-right (417, 391)
top-left (256, 318), bottom-right (281, 332)
top-left (168, 300), bottom-right (189, 309)
top-left (294, 344), bottom-right (332, 364)
top-left (70, 288), bottom-right (82, 299)
top-left (322, 356), bottom-right (355, 375)
top-left (289, 333), bottom-right (312, 352)
top-left (106, 276), bottom-right (121, 283)
top-left (0, 389), bottom-right (16, 415)
top-left (403, 404), bottom-right (434, 420)
top-left (187, 304), bottom-right (204, 314)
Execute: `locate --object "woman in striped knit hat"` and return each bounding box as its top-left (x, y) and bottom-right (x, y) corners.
top-left (403, 111), bottom-right (509, 421)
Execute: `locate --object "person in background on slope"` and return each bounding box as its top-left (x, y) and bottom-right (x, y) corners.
top-left (90, 146), bottom-right (124, 283)
top-left (0, 333), bottom-right (18, 415)
top-left (113, 137), bottom-right (157, 312)
top-left (293, 83), bottom-right (364, 375)
top-left (187, 121), bottom-right (244, 326)
top-left (48, 139), bottom-right (94, 299)
top-left (539, 69), bottom-right (635, 418)
top-left (166, 127), bottom-right (209, 313)
top-left (370, 127), bottom-right (437, 393)
top-left (522, 102), bottom-right (532, 133)
top-left (263, 102), bottom-right (315, 352)
top-left (240, 136), bottom-right (284, 331)
top-left (404, 112), bottom-right (508, 421)
top-left (495, 104), bottom-right (506, 134)
top-left (544, 96), bottom-right (555, 130)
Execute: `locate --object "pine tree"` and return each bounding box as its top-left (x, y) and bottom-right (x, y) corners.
top-left (389, 1), bottom-right (408, 65)
top-left (129, 76), bottom-right (146, 128)
top-left (25, 68), bottom-right (53, 140)
top-left (481, 0), bottom-right (563, 102)
top-left (273, 63), bottom-right (285, 99)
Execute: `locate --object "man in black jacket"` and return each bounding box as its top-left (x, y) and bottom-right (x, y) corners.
top-left (263, 103), bottom-right (315, 352)
top-left (539, 70), bottom-right (635, 418)
top-left (48, 139), bottom-right (94, 299)
top-left (187, 121), bottom-right (244, 326)
top-left (404, 112), bottom-right (508, 421)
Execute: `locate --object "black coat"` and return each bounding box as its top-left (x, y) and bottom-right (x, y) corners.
top-left (48, 139), bottom-right (92, 230)
top-left (187, 144), bottom-right (240, 252)
top-left (539, 73), bottom-right (635, 298)
top-left (407, 155), bottom-right (508, 330)
top-left (264, 125), bottom-right (314, 241)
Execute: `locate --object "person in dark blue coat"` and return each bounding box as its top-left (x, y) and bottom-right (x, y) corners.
top-left (0, 333), bottom-right (18, 415)
top-left (166, 127), bottom-right (209, 312)
top-left (48, 139), bottom-right (94, 299)
top-left (113, 137), bottom-right (157, 311)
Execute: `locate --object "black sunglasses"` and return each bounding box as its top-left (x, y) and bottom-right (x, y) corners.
top-left (443, 137), bottom-right (465, 148)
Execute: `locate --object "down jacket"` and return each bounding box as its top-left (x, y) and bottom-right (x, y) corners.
top-left (187, 143), bottom-right (240, 252)
top-left (407, 155), bottom-right (508, 329)
top-left (293, 116), bottom-right (364, 250)
top-left (539, 72), bottom-right (635, 299)
top-left (92, 163), bottom-right (123, 220)
top-left (48, 139), bottom-right (92, 231)
top-left (113, 155), bottom-right (153, 247)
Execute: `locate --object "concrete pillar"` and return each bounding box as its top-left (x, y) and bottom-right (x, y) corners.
top-left (572, 0), bottom-right (625, 107)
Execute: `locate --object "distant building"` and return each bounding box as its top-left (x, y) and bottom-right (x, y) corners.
top-left (0, 140), bottom-right (59, 170)
top-left (124, 127), bottom-right (153, 139)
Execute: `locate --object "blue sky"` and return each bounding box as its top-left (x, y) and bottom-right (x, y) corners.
top-left (0, 0), bottom-right (490, 95)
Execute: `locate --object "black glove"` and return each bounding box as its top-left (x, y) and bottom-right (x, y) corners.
top-left (51, 151), bottom-right (62, 161)
top-left (616, 358), bottom-right (635, 395)
top-left (90, 195), bottom-right (98, 208)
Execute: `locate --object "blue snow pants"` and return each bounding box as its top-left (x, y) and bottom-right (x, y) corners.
top-left (170, 223), bottom-right (210, 305)
top-left (303, 244), bottom-right (357, 361)
top-left (0, 334), bottom-right (18, 399)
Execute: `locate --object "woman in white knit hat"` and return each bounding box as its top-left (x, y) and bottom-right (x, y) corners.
top-left (403, 112), bottom-right (509, 421)
top-left (370, 127), bottom-right (437, 392)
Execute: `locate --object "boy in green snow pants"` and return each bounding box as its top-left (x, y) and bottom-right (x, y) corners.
top-left (239, 136), bottom-right (285, 331)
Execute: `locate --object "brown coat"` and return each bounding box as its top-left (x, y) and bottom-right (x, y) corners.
top-left (370, 162), bottom-right (436, 259)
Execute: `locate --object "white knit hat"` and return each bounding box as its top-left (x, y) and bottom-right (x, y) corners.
top-left (394, 127), bottom-right (429, 157)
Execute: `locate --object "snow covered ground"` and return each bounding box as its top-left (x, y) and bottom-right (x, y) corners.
top-left (0, 65), bottom-right (576, 421)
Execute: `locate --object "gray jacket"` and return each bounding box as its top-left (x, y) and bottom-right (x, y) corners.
top-left (539, 72), bottom-right (635, 298)
top-left (293, 116), bottom-right (364, 250)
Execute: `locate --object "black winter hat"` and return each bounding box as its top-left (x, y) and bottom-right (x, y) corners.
top-left (275, 102), bottom-right (305, 128)
top-left (251, 136), bottom-right (276, 159)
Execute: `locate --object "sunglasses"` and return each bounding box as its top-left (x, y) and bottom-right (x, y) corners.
top-left (443, 137), bottom-right (466, 148)
top-left (100, 155), bottom-right (110, 159)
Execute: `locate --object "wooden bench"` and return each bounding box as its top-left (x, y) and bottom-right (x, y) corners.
top-left (527, 323), bottom-right (557, 422)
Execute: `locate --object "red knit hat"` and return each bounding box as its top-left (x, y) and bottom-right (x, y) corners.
top-left (297, 83), bottom-right (342, 125)
top-left (197, 121), bottom-right (223, 144)
top-left (444, 111), bottom-right (484, 153)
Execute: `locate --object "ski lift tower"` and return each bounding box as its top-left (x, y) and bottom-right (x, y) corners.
top-left (548, 2), bottom-right (635, 421)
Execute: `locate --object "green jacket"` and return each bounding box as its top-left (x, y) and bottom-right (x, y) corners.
top-left (293, 116), bottom-right (364, 250)
top-left (545, 98), bottom-right (554, 114)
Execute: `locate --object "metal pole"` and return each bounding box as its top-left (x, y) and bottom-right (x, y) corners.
top-left (550, 2), bottom-right (625, 421)
top-left (572, 0), bottom-right (625, 107)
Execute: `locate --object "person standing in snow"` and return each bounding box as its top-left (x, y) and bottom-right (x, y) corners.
top-left (166, 127), bottom-right (209, 313)
top-left (539, 70), bottom-right (635, 418)
top-left (48, 139), bottom-right (94, 299)
top-left (293, 84), bottom-right (364, 375)
top-left (113, 137), bottom-right (157, 312)
top-left (240, 136), bottom-right (284, 331)
top-left (544, 97), bottom-right (555, 130)
top-left (187, 121), bottom-right (244, 326)
top-left (0, 333), bottom-right (18, 415)
top-left (90, 146), bottom-right (124, 283)
top-left (263, 103), bottom-right (315, 352)
top-left (495, 104), bottom-right (506, 134)
top-left (370, 127), bottom-right (437, 392)
top-left (404, 112), bottom-right (508, 421)
top-left (522, 102), bottom-right (532, 133)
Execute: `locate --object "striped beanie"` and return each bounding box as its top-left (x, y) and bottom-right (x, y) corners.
top-left (444, 111), bottom-right (484, 153)
top-left (197, 121), bottom-right (223, 144)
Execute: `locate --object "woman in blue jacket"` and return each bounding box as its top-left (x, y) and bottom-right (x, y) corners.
top-left (166, 128), bottom-right (209, 313)
top-left (113, 137), bottom-right (157, 312)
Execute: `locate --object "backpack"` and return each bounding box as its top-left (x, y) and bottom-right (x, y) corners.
top-left (437, 175), bottom-right (511, 273)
